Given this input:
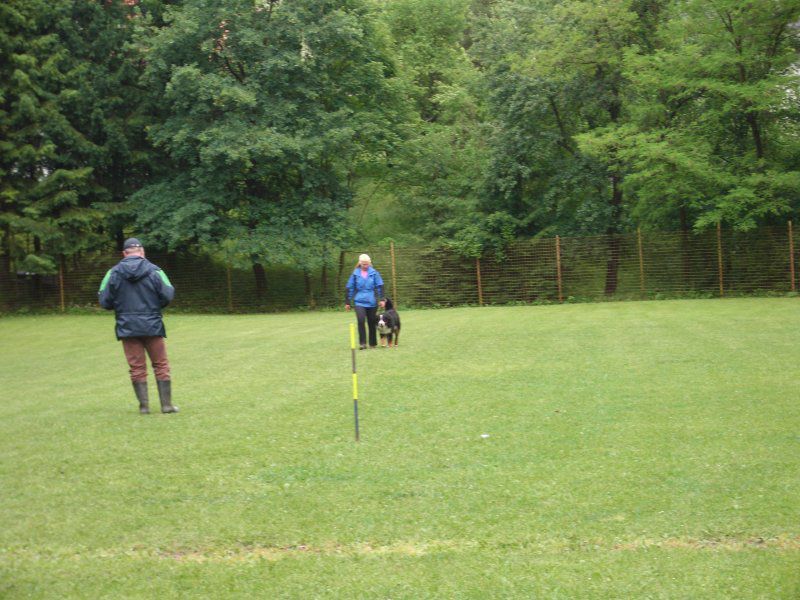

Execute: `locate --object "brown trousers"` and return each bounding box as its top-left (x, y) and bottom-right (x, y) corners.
top-left (122, 336), bottom-right (170, 382)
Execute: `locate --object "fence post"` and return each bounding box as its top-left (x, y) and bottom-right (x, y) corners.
top-left (476, 257), bottom-right (484, 306)
top-left (226, 264), bottom-right (233, 312)
top-left (789, 221), bottom-right (796, 292)
top-left (390, 241), bottom-right (398, 304)
top-left (555, 235), bottom-right (563, 303)
top-left (58, 256), bottom-right (65, 313)
top-left (716, 222), bottom-right (724, 297)
top-left (637, 228), bottom-right (645, 295)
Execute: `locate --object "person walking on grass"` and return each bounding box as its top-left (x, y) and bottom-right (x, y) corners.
top-left (345, 253), bottom-right (386, 349)
top-left (98, 238), bottom-right (178, 414)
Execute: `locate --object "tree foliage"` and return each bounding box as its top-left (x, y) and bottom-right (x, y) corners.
top-left (617, 0), bottom-right (800, 230)
top-left (1, 0), bottom-right (800, 282)
top-left (134, 0), bottom-right (405, 277)
top-left (380, 0), bottom-right (492, 254)
top-left (0, 0), bottom-right (146, 272)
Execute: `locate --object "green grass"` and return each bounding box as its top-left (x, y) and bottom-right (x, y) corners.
top-left (1, 298), bottom-right (799, 598)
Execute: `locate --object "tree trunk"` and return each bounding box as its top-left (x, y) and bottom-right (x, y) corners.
top-left (604, 174), bottom-right (623, 296)
top-left (304, 270), bottom-right (314, 308)
top-left (252, 262), bottom-right (266, 302)
top-left (679, 205), bottom-right (692, 288)
top-left (60, 254), bottom-right (67, 311)
top-left (32, 236), bottom-right (42, 300)
top-left (603, 86), bottom-right (624, 297)
top-left (337, 250), bottom-right (346, 299)
top-left (320, 262), bottom-right (328, 304)
top-left (746, 111), bottom-right (764, 160)
top-left (0, 224), bottom-right (13, 310)
top-left (604, 236), bottom-right (620, 296)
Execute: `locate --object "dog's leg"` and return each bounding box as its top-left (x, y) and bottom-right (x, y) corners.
top-left (394, 327), bottom-right (400, 347)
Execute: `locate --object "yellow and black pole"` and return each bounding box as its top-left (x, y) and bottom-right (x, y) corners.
top-left (350, 323), bottom-right (360, 442)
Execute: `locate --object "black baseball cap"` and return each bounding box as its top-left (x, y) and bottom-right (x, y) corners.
top-left (123, 237), bottom-right (143, 249)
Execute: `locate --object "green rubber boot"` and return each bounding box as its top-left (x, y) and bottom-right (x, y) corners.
top-left (132, 381), bottom-right (149, 415)
top-left (157, 380), bottom-right (179, 414)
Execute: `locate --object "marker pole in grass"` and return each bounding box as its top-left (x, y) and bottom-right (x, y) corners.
top-left (350, 323), bottom-right (360, 442)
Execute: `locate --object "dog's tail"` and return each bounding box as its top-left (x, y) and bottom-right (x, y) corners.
top-left (384, 297), bottom-right (394, 310)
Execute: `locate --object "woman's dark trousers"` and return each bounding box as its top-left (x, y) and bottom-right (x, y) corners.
top-left (355, 306), bottom-right (378, 347)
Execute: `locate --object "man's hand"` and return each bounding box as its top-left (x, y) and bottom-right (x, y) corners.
top-left (379, 300), bottom-right (386, 308)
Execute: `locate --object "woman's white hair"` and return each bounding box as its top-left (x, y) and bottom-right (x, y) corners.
top-left (358, 254), bottom-right (371, 263)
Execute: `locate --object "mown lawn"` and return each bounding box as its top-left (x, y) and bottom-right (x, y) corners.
top-left (1, 298), bottom-right (799, 598)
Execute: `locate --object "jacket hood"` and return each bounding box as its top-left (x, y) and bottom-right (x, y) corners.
top-left (117, 256), bottom-right (154, 282)
top-left (353, 265), bottom-right (377, 275)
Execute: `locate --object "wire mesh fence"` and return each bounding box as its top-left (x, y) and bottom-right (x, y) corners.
top-left (1, 223), bottom-right (798, 313)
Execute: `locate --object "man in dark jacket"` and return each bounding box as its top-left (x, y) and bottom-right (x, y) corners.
top-left (98, 238), bottom-right (178, 414)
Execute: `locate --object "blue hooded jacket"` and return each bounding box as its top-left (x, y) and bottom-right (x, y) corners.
top-left (345, 266), bottom-right (384, 308)
top-left (98, 256), bottom-right (174, 339)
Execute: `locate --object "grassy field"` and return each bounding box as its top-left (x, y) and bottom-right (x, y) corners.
top-left (1, 298), bottom-right (799, 598)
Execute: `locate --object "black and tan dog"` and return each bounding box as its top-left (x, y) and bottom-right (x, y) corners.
top-left (377, 298), bottom-right (401, 348)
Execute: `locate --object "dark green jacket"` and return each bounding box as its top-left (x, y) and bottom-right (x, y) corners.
top-left (98, 257), bottom-right (174, 339)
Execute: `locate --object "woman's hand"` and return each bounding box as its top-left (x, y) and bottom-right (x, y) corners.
top-left (345, 304), bottom-right (351, 311)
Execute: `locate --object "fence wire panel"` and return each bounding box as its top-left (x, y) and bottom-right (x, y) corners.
top-left (1, 225), bottom-right (797, 313)
top-left (559, 233), bottom-right (643, 300)
top-left (724, 227), bottom-right (792, 294)
top-left (482, 239), bottom-right (559, 304)
top-left (641, 230), bottom-right (718, 295)
top-left (389, 247), bottom-right (477, 307)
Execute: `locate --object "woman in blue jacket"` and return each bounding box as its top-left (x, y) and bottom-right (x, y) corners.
top-left (345, 253), bottom-right (385, 349)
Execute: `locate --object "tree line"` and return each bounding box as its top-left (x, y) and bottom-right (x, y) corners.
top-left (2, 0), bottom-right (799, 295)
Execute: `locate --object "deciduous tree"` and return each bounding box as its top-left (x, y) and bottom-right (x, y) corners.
top-left (135, 0), bottom-right (405, 295)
